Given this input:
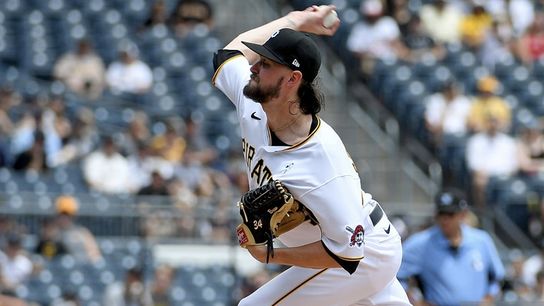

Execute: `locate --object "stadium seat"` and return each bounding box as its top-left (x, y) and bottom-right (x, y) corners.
top-left (368, 58), bottom-right (398, 97)
top-left (423, 65), bottom-right (453, 93)
top-left (394, 80), bottom-right (428, 129)
top-left (502, 66), bottom-right (532, 97)
top-left (379, 64), bottom-right (413, 108)
top-left (413, 55), bottom-right (438, 80)
top-left (494, 55), bottom-right (518, 81)
top-left (500, 178), bottom-right (532, 234)
top-left (531, 58), bottom-right (544, 79)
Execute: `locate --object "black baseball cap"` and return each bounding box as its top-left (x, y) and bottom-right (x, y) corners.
top-left (242, 28), bottom-right (321, 82)
top-left (435, 190), bottom-right (468, 214)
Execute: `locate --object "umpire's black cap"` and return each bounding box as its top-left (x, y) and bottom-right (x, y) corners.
top-left (435, 189), bottom-right (468, 214)
top-left (242, 28), bottom-right (321, 82)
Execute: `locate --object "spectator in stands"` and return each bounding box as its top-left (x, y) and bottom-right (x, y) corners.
top-left (401, 14), bottom-right (446, 61)
top-left (509, 0), bottom-right (535, 38)
top-left (42, 96), bottom-right (72, 146)
top-left (386, 0), bottom-right (412, 35)
top-left (128, 143), bottom-right (174, 193)
top-left (169, 0), bottom-right (214, 38)
top-left (459, 3), bottom-right (493, 50)
top-left (150, 122), bottom-right (186, 164)
top-left (227, 156), bottom-right (249, 195)
top-left (0, 217), bottom-right (26, 251)
top-left (103, 267), bottom-right (153, 306)
top-left (467, 75), bottom-right (511, 133)
top-left (515, 11), bottom-right (544, 66)
top-left (12, 131), bottom-right (48, 173)
top-left (53, 39), bottom-right (106, 100)
top-left (149, 264), bottom-right (175, 305)
top-left (502, 249), bottom-right (533, 301)
top-left (420, 0), bottom-right (463, 44)
top-left (141, 208), bottom-right (180, 238)
top-left (9, 108), bottom-right (39, 158)
top-left (466, 115), bottom-right (519, 207)
top-left (50, 291), bottom-right (81, 306)
top-left (346, 0), bottom-right (407, 78)
top-left (424, 79), bottom-right (472, 147)
top-left (83, 136), bottom-right (135, 194)
top-left (517, 119), bottom-right (544, 176)
top-left (167, 176), bottom-right (198, 214)
top-left (52, 107), bottom-right (99, 167)
top-left (137, 171), bottom-right (170, 196)
top-left (531, 270), bottom-right (544, 301)
top-left (479, 18), bottom-right (515, 70)
top-left (523, 241), bottom-right (544, 289)
top-left (54, 195), bottom-right (102, 263)
top-left (397, 189), bottom-right (505, 305)
top-left (11, 104), bottom-right (64, 167)
top-left (183, 117), bottom-right (217, 166)
top-left (34, 218), bottom-right (67, 260)
top-left (10, 108), bottom-right (62, 168)
top-left (119, 111), bottom-right (151, 157)
top-left (106, 43), bottom-right (153, 94)
top-left (0, 87), bottom-right (17, 167)
top-left (141, 0), bottom-right (168, 31)
top-left (0, 234), bottom-right (33, 295)
top-left (209, 201), bottom-right (233, 242)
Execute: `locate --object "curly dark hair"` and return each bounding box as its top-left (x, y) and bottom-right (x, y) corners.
top-left (297, 79), bottom-right (323, 115)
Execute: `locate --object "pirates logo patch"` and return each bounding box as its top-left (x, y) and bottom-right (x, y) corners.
top-left (346, 225), bottom-right (365, 247)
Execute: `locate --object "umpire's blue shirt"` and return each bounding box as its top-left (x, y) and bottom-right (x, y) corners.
top-left (397, 224), bottom-right (505, 306)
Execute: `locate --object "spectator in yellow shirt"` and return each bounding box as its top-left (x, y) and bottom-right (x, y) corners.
top-left (460, 4), bottom-right (493, 49)
top-left (467, 76), bottom-right (511, 133)
top-left (151, 122), bottom-right (186, 163)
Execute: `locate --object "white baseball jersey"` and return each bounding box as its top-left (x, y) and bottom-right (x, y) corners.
top-left (213, 52), bottom-right (411, 306)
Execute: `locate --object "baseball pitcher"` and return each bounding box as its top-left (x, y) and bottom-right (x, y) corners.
top-left (212, 4), bottom-right (411, 306)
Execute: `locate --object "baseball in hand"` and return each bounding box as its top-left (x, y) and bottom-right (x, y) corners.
top-left (322, 10), bottom-right (338, 28)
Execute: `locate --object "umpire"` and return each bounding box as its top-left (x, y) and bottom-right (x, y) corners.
top-left (397, 189), bottom-right (505, 305)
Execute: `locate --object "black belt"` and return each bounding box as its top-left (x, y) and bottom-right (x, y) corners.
top-left (369, 201), bottom-right (384, 226)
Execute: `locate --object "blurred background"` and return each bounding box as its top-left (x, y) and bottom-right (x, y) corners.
top-left (0, 0), bottom-right (544, 305)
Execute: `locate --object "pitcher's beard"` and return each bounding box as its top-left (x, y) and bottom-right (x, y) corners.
top-left (243, 76), bottom-right (284, 103)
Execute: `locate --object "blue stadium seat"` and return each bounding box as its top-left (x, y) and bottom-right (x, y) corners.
top-left (494, 55), bottom-right (518, 81)
top-left (394, 80), bottom-right (428, 128)
top-left (413, 56), bottom-right (438, 80)
top-left (499, 178), bottom-right (532, 233)
top-left (531, 58), bottom-right (544, 79)
top-left (449, 51), bottom-right (479, 83)
top-left (438, 133), bottom-right (469, 187)
top-left (502, 65), bottom-right (532, 96)
top-left (423, 65), bottom-right (453, 93)
top-left (379, 64), bottom-right (413, 108)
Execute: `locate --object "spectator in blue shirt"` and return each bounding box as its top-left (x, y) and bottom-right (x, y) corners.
top-left (398, 189), bottom-right (505, 306)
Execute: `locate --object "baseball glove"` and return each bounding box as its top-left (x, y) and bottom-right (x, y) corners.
top-left (236, 179), bottom-right (294, 262)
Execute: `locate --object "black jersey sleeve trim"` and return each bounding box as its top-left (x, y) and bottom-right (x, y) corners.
top-left (211, 50), bottom-right (245, 85)
top-left (321, 241), bottom-right (360, 274)
top-left (213, 49), bottom-right (243, 72)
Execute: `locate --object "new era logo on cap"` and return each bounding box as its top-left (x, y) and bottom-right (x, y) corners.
top-left (242, 28), bottom-right (321, 82)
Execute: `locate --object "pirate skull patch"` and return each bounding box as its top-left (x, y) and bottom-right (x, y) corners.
top-left (346, 225), bottom-right (365, 247)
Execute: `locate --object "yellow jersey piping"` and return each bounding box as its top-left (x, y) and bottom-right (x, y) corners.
top-left (280, 117), bottom-right (321, 152)
top-left (272, 268), bottom-right (328, 306)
